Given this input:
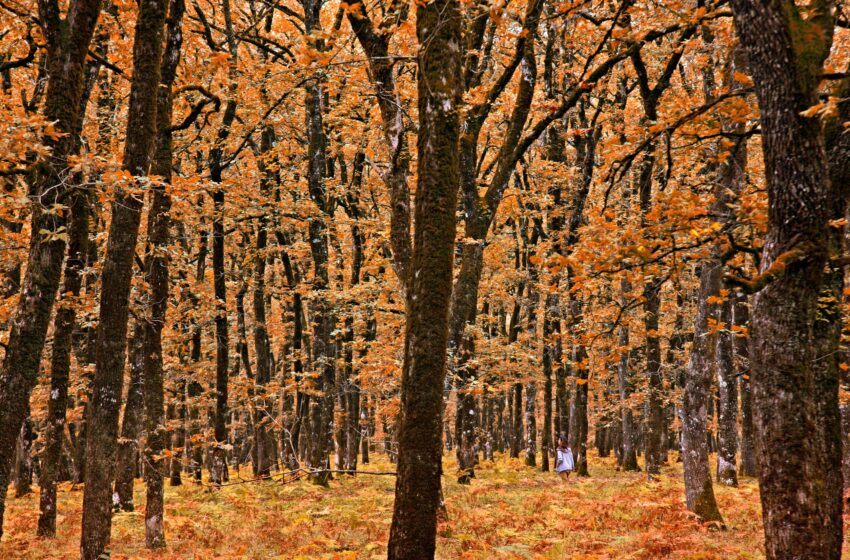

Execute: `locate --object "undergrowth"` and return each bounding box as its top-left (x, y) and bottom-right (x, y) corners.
top-left (3, 450), bottom-right (841, 559)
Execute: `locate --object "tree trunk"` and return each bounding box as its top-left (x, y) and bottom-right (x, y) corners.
top-left (716, 297), bottom-right (737, 486)
top-left (682, 258), bottom-right (724, 522)
top-left (80, 0), bottom-right (167, 553)
top-left (113, 327), bottom-right (146, 512)
top-left (731, 3), bottom-right (838, 557)
top-left (14, 417), bottom-right (33, 497)
top-left (842, 405), bottom-right (850, 492)
top-left (38, 183), bottom-right (90, 535)
top-left (457, 387), bottom-right (477, 483)
top-left (253, 123), bottom-right (275, 478)
top-left (736, 293), bottom-right (756, 477)
top-left (618, 278), bottom-right (639, 472)
top-left (541, 297), bottom-right (556, 472)
top-left (386, 0), bottom-right (461, 553)
top-left (140, 0), bottom-right (184, 545)
top-left (637, 153), bottom-right (663, 477)
top-left (510, 383), bottom-right (522, 458)
top-left (0, 0), bottom-right (102, 536)
top-left (208, 0), bottom-right (239, 484)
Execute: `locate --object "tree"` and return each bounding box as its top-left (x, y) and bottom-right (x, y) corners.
top-left (0, 0), bottom-right (102, 537)
top-left (80, 0), bottom-right (168, 553)
top-left (729, 0), bottom-right (841, 557)
top-left (386, 0), bottom-right (462, 554)
top-left (140, 0), bottom-right (187, 546)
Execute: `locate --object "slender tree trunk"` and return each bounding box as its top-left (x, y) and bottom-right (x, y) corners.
top-left (541, 297), bottom-right (556, 472)
top-left (14, 417), bottom-right (33, 497)
top-left (253, 124), bottom-right (275, 478)
top-left (524, 277), bottom-right (539, 468)
top-left (716, 298), bottom-right (738, 486)
top-left (810, 229), bottom-right (845, 559)
top-left (555, 346), bottom-right (569, 443)
top-left (524, 383), bottom-right (537, 467)
top-left (735, 293), bottom-right (756, 477)
top-left (299, 0), bottom-right (334, 485)
top-left (170, 382), bottom-right (185, 486)
top-left (113, 327), bottom-right (146, 512)
top-left (682, 258), bottom-right (724, 522)
top-left (618, 278), bottom-right (639, 471)
top-left (38, 186), bottom-right (89, 535)
top-left (811, 55), bottom-right (850, 560)
top-left (208, 0), bottom-right (239, 485)
top-left (842, 405), bottom-right (850, 492)
top-left (637, 153), bottom-right (663, 477)
top-left (511, 384), bottom-right (523, 458)
top-left (140, 0), bottom-right (184, 545)
top-left (360, 393), bottom-right (370, 465)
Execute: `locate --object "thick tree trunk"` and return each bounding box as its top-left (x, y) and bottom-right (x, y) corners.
top-left (80, 0), bottom-right (167, 553)
top-left (0, 0), bottom-right (102, 536)
top-left (386, 0), bottom-right (461, 553)
top-left (731, 3), bottom-right (837, 557)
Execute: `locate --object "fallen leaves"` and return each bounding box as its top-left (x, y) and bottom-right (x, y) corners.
top-left (1, 452), bottom-right (802, 559)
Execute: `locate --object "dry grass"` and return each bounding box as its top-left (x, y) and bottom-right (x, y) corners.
top-left (2, 450), bottom-right (841, 559)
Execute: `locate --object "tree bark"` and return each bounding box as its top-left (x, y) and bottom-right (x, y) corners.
top-left (140, 0), bottom-right (185, 545)
top-left (730, 3), bottom-right (838, 557)
top-left (14, 417), bottom-right (33, 497)
top-left (618, 278), bottom-right (639, 471)
top-left (683, 256), bottom-right (724, 522)
top-left (80, 0), bottom-right (168, 553)
top-left (386, 0), bottom-right (461, 553)
top-left (0, 0), bottom-right (102, 536)
top-left (38, 182), bottom-right (90, 535)
top-left (716, 297), bottom-right (737, 486)
top-left (735, 293), bottom-right (756, 477)
top-left (113, 327), bottom-right (146, 512)
top-left (208, 0), bottom-right (239, 485)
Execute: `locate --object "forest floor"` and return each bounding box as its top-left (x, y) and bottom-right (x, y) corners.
top-left (3, 450), bottom-right (843, 559)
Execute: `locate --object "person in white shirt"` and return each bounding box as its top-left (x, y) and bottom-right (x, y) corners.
top-left (555, 434), bottom-right (574, 481)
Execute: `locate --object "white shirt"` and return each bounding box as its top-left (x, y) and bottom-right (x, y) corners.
top-left (555, 447), bottom-right (574, 473)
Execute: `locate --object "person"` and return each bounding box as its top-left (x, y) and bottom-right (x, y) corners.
top-left (555, 434), bottom-right (574, 481)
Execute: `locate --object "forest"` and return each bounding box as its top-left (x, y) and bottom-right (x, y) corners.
top-left (0, 0), bottom-right (849, 557)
